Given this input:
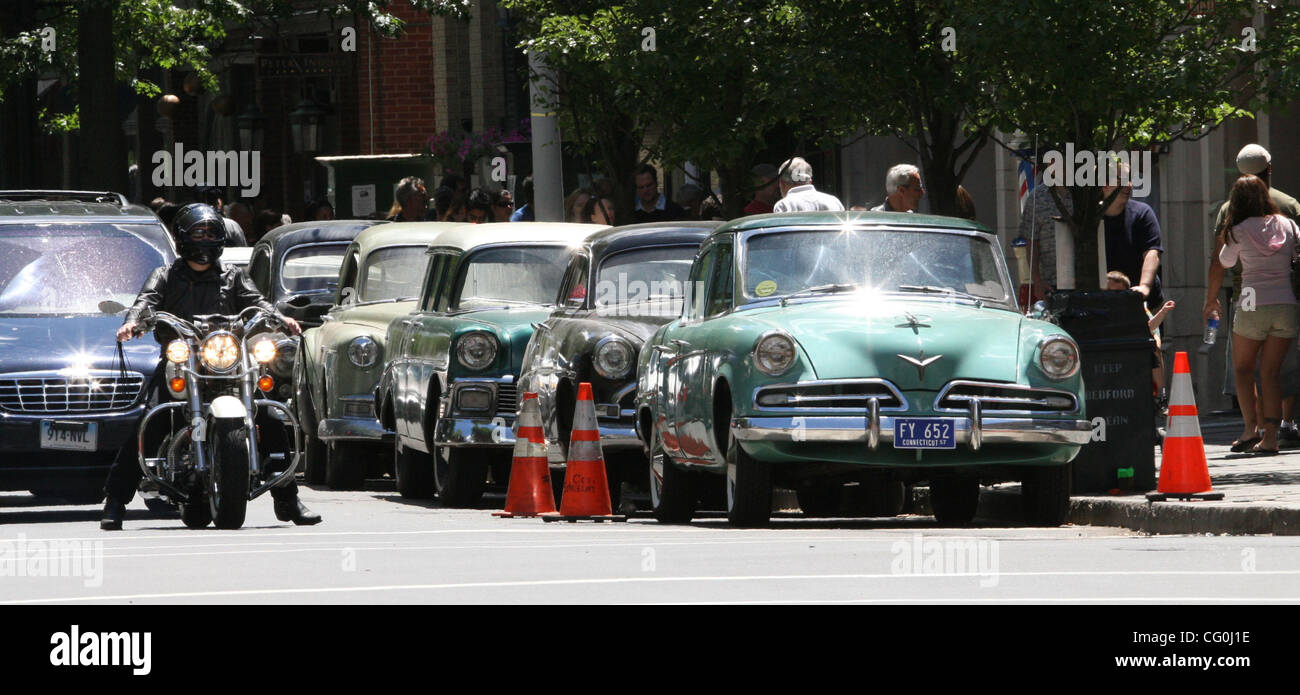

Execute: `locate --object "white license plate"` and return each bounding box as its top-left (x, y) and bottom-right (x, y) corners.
top-left (40, 420), bottom-right (98, 451)
top-left (893, 418), bottom-right (957, 449)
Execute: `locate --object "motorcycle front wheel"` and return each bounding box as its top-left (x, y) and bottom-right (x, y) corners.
top-left (208, 418), bottom-right (251, 530)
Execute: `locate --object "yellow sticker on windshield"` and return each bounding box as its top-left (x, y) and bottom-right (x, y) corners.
top-left (755, 280), bottom-right (777, 297)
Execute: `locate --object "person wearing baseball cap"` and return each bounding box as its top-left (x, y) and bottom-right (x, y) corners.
top-left (1205, 143), bottom-right (1300, 445)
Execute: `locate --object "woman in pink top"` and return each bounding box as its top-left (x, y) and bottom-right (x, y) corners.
top-left (1218, 175), bottom-right (1300, 454)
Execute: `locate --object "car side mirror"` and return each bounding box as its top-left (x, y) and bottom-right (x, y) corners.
top-left (98, 300), bottom-right (127, 315)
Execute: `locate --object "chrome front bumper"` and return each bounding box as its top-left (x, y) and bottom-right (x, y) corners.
top-left (731, 414), bottom-right (1093, 448)
top-left (318, 416), bottom-right (393, 443)
top-left (435, 415), bottom-right (517, 447)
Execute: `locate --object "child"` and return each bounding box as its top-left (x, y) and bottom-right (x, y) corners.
top-left (1107, 270), bottom-right (1175, 402)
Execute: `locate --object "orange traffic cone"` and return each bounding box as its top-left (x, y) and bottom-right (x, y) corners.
top-left (543, 382), bottom-right (627, 522)
top-left (1147, 351), bottom-right (1224, 502)
top-left (494, 393), bottom-right (559, 518)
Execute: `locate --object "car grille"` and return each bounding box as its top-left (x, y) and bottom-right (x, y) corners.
top-left (0, 372), bottom-right (146, 413)
top-left (754, 379), bottom-right (905, 410)
top-left (935, 381), bottom-right (1078, 414)
top-left (495, 383), bottom-right (518, 415)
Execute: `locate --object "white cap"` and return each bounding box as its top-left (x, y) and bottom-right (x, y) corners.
top-left (1236, 144), bottom-right (1271, 175)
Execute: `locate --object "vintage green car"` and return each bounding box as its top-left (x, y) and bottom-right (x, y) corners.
top-left (295, 221), bottom-right (461, 489)
top-left (374, 222), bottom-right (601, 504)
top-left (636, 211), bottom-right (1092, 527)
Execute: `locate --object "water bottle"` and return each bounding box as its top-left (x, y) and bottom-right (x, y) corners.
top-left (1203, 312), bottom-right (1219, 345)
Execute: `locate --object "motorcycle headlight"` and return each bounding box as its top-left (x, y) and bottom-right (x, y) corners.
top-left (753, 332), bottom-right (796, 376)
top-left (1038, 337), bottom-right (1080, 379)
top-left (200, 332), bottom-right (240, 372)
top-left (165, 339), bottom-right (190, 364)
top-left (593, 336), bottom-right (634, 379)
top-left (251, 338), bottom-right (278, 365)
top-left (456, 331), bottom-right (497, 370)
top-left (347, 335), bottom-right (379, 368)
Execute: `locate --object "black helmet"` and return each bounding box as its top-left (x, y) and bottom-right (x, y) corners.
top-left (173, 203), bottom-right (226, 265)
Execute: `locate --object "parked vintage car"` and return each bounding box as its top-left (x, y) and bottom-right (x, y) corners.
top-left (636, 211), bottom-right (1092, 526)
top-left (0, 190), bottom-right (176, 504)
top-left (295, 221), bottom-right (461, 489)
top-left (375, 222), bottom-right (601, 504)
top-left (246, 220), bottom-right (380, 329)
top-left (241, 220), bottom-right (378, 404)
top-left (516, 221), bottom-right (718, 505)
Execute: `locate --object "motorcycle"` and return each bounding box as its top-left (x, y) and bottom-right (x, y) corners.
top-left (102, 301), bottom-right (302, 529)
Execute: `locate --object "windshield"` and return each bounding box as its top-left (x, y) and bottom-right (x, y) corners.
top-left (595, 245), bottom-right (697, 309)
top-left (456, 245), bottom-right (569, 309)
top-left (280, 243), bottom-right (349, 295)
top-left (743, 228), bottom-right (1009, 302)
top-left (0, 225), bottom-right (169, 315)
top-left (362, 245), bottom-right (429, 302)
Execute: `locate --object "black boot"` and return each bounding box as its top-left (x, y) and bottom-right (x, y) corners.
top-left (274, 497), bottom-right (322, 526)
top-left (100, 498), bottom-right (126, 530)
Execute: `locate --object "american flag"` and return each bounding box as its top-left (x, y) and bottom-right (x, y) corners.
top-left (1016, 151), bottom-right (1036, 214)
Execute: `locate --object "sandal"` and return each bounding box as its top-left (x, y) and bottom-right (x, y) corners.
top-left (1230, 436), bottom-right (1262, 453)
top-left (1251, 445), bottom-right (1279, 456)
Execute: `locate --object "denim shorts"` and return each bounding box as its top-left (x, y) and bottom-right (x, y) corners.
top-left (1233, 303), bottom-right (1300, 340)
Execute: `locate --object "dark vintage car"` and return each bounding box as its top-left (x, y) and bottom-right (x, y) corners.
top-left (243, 220), bottom-right (378, 403)
top-left (0, 191), bottom-right (176, 504)
top-left (516, 222), bottom-right (717, 504)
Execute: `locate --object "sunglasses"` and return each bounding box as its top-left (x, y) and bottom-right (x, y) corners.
top-left (185, 226), bottom-right (223, 242)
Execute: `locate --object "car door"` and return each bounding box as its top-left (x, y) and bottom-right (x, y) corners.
top-left (397, 252), bottom-right (451, 446)
top-left (658, 243), bottom-right (717, 461)
top-left (671, 238), bottom-right (733, 464)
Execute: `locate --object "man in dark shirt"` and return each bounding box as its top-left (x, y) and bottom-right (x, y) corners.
top-left (631, 164), bottom-right (687, 223)
top-left (743, 163), bottom-right (781, 216)
top-left (1102, 175), bottom-right (1163, 313)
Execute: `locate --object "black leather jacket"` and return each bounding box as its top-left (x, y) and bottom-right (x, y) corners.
top-left (125, 258), bottom-right (278, 345)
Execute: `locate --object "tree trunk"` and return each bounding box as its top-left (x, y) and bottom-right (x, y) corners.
top-left (76, 0), bottom-right (127, 193)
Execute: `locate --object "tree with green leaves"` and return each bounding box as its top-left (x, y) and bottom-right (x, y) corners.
top-left (970, 0), bottom-right (1300, 287)
top-left (505, 0), bottom-right (851, 219)
top-left (0, 1), bottom-right (471, 191)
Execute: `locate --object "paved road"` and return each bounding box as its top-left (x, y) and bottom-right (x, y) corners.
top-left (3, 485), bottom-right (1299, 604)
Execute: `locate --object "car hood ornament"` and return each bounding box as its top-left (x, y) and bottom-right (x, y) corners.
top-left (897, 350), bottom-right (942, 379)
top-left (895, 312), bottom-right (931, 334)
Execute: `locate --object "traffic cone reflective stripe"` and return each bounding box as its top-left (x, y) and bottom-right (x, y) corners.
top-left (545, 382), bottom-right (626, 521)
top-left (495, 393), bottom-right (557, 518)
top-left (1153, 351), bottom-right (1217, 499)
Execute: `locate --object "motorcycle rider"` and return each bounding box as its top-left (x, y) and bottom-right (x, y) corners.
top-left (100, 203), bottom-right (321, 530)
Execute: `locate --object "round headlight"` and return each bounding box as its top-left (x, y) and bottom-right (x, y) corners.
top-left (754, 332), bottom-right (796, 376)
top-left (347, 335), bottom-right (379, 368)
top-left (200, 332), bottom-right (240, 372)
top-left (251, 338), bottom-right (278, 364)
top-left (594, 337), bottom-right (634, 379)
top-left (1038, 337), bottom-right (1080, 379)
top-left (456, 331), bottom-right (497, 370)
top-left (165, 339), bottom-right (190, 364)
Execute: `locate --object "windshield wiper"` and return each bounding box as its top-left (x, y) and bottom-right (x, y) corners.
top-left (778, 283), bottom-right (859, 305)
top-left (896, 284), bottom-right (984, 301)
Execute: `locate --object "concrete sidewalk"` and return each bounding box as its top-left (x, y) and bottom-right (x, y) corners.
top-left (979, 414), bottom-right (1300, 535)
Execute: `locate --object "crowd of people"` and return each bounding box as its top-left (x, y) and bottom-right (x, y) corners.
top-left (145, 185), bottom-right (334, 247)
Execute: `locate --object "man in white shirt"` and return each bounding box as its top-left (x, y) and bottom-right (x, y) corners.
top-left (773, 157), bottom-right (844, 212)
top-left (871, 164), bottom-right (924, 212)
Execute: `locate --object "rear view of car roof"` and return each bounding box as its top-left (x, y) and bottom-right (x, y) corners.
top-left (0, 190), bottom-right (157, 221)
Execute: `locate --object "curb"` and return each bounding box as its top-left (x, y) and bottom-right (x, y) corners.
top-left (977, 487), bottom-right (1300, 535)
